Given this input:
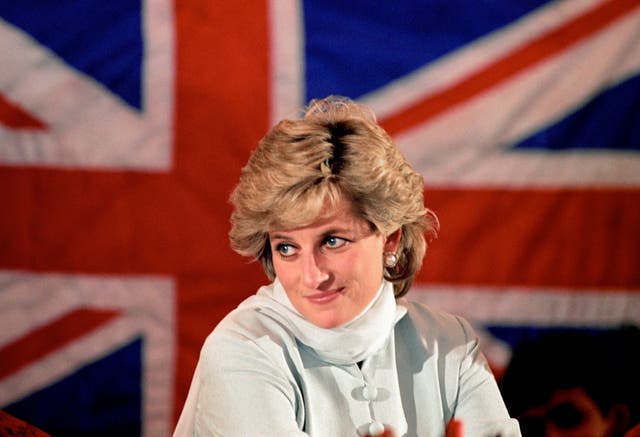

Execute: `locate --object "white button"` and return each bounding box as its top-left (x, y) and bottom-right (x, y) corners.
top-left (368, 421), bottom-right (385, 436)
top-left (362, 385), bottom-right (378, 401)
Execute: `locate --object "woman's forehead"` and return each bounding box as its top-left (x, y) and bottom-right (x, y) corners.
top-left (269, 194), bottom-right (354, 228)
top-left (268, 202), bottom-right (374, 240)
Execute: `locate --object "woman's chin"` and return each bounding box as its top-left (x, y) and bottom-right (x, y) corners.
top-left (307, 311), bottom-right (347, 329)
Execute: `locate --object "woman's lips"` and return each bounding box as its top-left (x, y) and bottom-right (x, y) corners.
top-left (306, 288), bottom-right (344, 304)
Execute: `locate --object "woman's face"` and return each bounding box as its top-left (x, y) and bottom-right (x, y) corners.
top-left (269, 198), bottom-right (399, 328)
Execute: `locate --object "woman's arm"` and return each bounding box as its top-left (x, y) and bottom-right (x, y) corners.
top-left (195, 333), bottom-right (307, 437)
top-left (452, 316), bottom-right (521, 437)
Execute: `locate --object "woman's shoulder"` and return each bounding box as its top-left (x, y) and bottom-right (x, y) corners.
top-left (199, 294), bottom-right (301, 367)
top-left (205, 296), bottom-right (294, 344)
top-left (399, 298), bottom-right (470, 327)
top-left (396, 298), bottom-right (477, 348)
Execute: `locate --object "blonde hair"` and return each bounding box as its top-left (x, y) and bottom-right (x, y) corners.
top-left (229, 96), bottom-right (438, 297)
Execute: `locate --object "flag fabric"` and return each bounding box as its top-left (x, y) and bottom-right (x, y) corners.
top-left (1, 0), bottom-right (639, 435)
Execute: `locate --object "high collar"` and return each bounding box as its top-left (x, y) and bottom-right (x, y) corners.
top-left (240, 278), bottom-right (407, 365)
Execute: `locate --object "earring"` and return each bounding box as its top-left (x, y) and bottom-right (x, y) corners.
top-left (383, 252), bottom-right (398, 268)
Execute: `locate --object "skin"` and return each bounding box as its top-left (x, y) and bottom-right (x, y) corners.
top-left (269, 197), bottom-right (400, 329)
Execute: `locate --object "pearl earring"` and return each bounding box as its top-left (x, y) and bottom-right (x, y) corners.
top-left (383, 252), bottom-right (398, 268)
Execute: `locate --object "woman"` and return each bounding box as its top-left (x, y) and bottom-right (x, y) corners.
top-left (174, 96), bottom-right (520, 437)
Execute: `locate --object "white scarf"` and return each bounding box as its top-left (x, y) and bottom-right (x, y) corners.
top-left (240, 278), bottom-right (407, 365)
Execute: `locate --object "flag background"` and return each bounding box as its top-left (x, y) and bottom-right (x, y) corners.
top-left (1, 0), bottom-right (639, 435)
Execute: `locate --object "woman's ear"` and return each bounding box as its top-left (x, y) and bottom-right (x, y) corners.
top-left (384, 228), bottom-right (402, 253)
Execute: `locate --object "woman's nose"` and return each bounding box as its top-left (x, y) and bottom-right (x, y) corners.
top-left (301, 252), bottom-right (330, 288)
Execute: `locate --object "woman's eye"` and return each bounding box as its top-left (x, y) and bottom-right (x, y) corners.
top-left (276, 243), bottom-right (297, 257)
top-left (324, 236), bottom-right (347, 249)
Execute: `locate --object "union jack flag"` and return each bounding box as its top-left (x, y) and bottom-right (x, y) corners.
top-left (1, 0), bottom-right (639, 434)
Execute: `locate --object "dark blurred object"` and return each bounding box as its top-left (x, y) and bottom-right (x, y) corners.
top-left (0, 410), bottom-right (51, 437)
top-left (624, 423), bottom-right (640, 437)
top-left (500, 325), bottom-right (640, 437)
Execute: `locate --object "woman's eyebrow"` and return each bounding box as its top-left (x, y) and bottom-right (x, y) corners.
top-left (269, 233), bottom-right (292, 241)
top-left (321, 228), bottom-right (347, 236)
top-left (322, 227), bottom-right (364, 240)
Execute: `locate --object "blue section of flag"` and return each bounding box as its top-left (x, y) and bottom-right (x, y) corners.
top-left (302, 0), bottom-right (551, 100)
top-left (4, 338), bottom-right (143, 437)
top-left (0, 0), bottom-right (143, 109)
top-left (512, 74), bottom-right (640, 151)
top-left (302, 1), bottom-right (640, 153)
top-left (486, 325), bottom-right (610, 350)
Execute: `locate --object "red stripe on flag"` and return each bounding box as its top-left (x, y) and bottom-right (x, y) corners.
top-left (0, 0), bottom-right (271, 422)
top-left (380, 0), bottom-right (640, 135)
top-left (0, 308), bottom-right (120, 379)
top-left (0, 94), bottom-right (47, 130)
top-left (417, 187), bottom-right (640, 289)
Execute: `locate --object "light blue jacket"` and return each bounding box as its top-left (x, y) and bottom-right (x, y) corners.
top-left (177, 294), bottom-right (520, 437)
